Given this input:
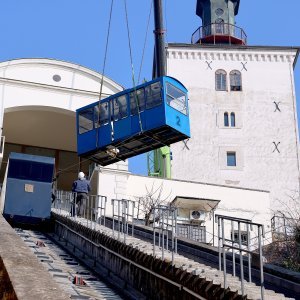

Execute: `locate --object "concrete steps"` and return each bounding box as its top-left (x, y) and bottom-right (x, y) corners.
top-left (53, 211), bottom-right (295, 299)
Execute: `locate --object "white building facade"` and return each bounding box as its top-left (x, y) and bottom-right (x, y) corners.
top-left (167, 44), bottom-right (300, 211)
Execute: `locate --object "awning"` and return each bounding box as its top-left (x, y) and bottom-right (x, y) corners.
top-left (171, 196), bottom-right (220, 212)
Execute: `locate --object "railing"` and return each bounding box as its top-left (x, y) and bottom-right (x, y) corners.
top-left (111, 198), bottom-right (135, 242)
top-left (191, 23), bottom-right (247, 45)
top-left (52, 190), bottom-right (107, 230)
top-left (271, 214), bottom-right (299, 241)
top-left (177, 224), bottom-right (206, 243)
top-left (152, 205), bottom-right (178, 264)
top-left (216, 214), bottom-right (265, 300)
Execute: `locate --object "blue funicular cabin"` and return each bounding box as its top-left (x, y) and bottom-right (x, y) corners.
top-left (76, 76), bottom-right (190, 166)
top-left (2, 152), bottom-right (55, 225)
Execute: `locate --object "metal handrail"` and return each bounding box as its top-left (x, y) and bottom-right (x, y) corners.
top-left (191, 23), bottom-right (247, 45)
top-left (216, 214), bottom-right (265, 300)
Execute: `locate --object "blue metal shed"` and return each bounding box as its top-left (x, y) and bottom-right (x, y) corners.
top-left (3, 152), bottom-right (55, 224)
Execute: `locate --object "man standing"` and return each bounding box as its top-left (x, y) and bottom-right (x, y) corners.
top-left (71, 172), bottom-right (91, 217)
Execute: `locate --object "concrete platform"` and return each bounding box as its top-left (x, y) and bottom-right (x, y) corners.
top-left (0, 216), bottom-right (69, 300)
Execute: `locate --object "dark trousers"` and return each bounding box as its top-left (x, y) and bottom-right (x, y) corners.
top-left (71, 192), bottom-right (87, 216)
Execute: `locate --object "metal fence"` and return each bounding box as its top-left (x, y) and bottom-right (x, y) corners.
top-left (177, 224), bottom-right (206, 243)
top-left (152, 205), bottom-right (178, 264)
top-left (111, 198), bottom-right (135, 242)
top-left (52, 190), bottom-right (107, 230)
top-left (271, 214), bottom-right (298, 241)
top-left (216, 214), bottom-right (265, 300)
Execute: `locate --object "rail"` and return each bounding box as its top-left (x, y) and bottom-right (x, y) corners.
top-left (191, 23), bottom-right (247, 45)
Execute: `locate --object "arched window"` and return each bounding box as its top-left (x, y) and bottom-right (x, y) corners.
top-left (230, 70), bottom-right (242, 91)
top-left (230, 112), bottom-right (236, 127)
top-left (216, 70), bottom-right (227, 91)
top-left (224, 112), bottom-right (229, 127)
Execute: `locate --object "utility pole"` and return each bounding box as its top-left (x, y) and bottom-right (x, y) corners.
top-left (149, 0), bottom-right (172, 179)
top-left (153, 0), bottom-right (166, 77)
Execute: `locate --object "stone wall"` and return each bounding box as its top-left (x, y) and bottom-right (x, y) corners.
top-left (54, 213), bottom-right (247, 299)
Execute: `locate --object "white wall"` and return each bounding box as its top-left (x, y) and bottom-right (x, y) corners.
top-left (94, 167), bottom-right (271, 247)
top-left (167, 45), bottom-right (300, 211)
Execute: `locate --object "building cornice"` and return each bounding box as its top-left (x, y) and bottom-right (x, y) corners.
top-left (167, 44), bottom-right (300, 65)
top-left (167, 43), bottom-right (300, 52)
top-left (294, 48), bottom-right (300, 69)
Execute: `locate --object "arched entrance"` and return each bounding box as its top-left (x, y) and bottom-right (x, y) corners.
top-left (1, 106), bottom-right (90, 191)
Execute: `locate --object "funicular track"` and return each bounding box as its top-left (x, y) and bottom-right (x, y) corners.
top-left (50, 211), bottom-right (297, 300)
top-left (112, 220), bottom-right (299, 300)
top-left (15, 228), bottom-right (125, 300)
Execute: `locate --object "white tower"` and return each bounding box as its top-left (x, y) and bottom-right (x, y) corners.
top-left (167, 0), bottom-right (300, 211)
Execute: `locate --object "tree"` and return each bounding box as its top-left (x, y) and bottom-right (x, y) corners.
top-left (136, 182), bottom-right (172, 226)
top-left (265, 194), bottom-right (300, 271)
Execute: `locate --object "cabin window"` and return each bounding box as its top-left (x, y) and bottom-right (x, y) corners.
top-left (79, 107), bottom-right (94, 134)
top-left (230, 70), bottom-right (242, 91)
top-left (130, 88), bottom-right (145, 115)
top-left (94, 102), bottom-right (109, 127)
top-left (215, 70), bottom-right (227, 91)
top-left (112, 95), bottom-right (128, 121)
top-left (8, 160), bottom-right (53, 183)
top-left (166, 83), bottom-right (187, 115)
top-left (146, 81), bottom-right (162, 109)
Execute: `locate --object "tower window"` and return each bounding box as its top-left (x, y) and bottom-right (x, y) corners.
top-left (215, 8), bottom-right (224, 16)
top-left (230, 112), bottom-right (236, 127)
top-left (224, 112), bottom-right (229, 127)
top-left (216, 70), bottom-right (227, 91)
top-left (230, 70), bottom-right (242, 91)
top-left (227, 152), bottom-right (236, 167)
top-left (215, 19), bottom-right (225, 34)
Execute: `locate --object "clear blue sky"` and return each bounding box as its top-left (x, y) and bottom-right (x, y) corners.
top-left (0, 0), bottom-right (299, 175)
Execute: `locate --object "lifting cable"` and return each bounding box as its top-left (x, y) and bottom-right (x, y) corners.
top-left (111, 0), bottom-right (170, 154)
top-left (55, 1), bottom-right (115, 178)
top-left (123, 0), bottom-right (143, 133)
top-left (55, 1), bottom-right (168, 175)
top-left (95, 0), bottom-right (114, 149)
top-left (137, 0), bottom-right (153, 84)
top-left (164, 0), bottom-right (169, 44)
